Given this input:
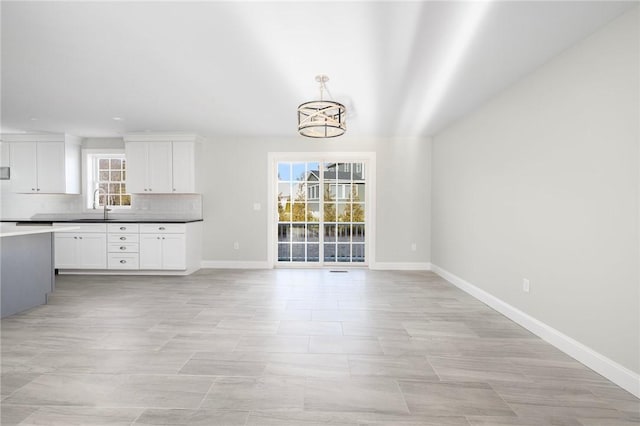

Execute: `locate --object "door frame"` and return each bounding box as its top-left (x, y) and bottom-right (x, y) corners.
top-left (267, 152), bottom-right (376, 268)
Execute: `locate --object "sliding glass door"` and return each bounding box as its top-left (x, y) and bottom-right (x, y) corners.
top-left (276, 160), bottom-right (367, 265)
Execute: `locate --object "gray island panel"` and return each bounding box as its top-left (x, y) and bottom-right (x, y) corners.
top-left (1, 231), bottom-right (58, 318)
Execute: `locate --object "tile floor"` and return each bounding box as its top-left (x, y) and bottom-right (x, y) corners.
top-left (1, 269), bottom-right (638, 425)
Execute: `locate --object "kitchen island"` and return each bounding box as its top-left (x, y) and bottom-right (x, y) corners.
top-left (0, 223), bottom-right (78, 318)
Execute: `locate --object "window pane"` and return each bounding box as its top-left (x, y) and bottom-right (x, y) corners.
top-left (323, 162), bottom-right (336, 181)
top-left (352, 244), bottom-right (365, 262)
top-left (353, 162), bottom-right (364, 180)
top-left (352, 203), bottom-right (365, 222)
top-left (292, 244), bottom-right (305, 262)
top-left (307, 244), bottom-right (319, 262)
top-left (354, 183), bottom-right (365, 201)
top-left (278, 224), bottom-right (290, 242)
top-left (121, 194), bottom-right (131, 206)
top-left (338, 204), bottom-right (350, 222)
top-left (324, 224), bottom-right (336, 242)
top-left (337, 244), bottom-right (351, 262)
top-left (307, 162), bottom-right (320, 181)
top-left (110, 171), bottom-right (122, 181)
top-left (278, 163), bottom-right (291, 181)
top-left (99, 171), bottom-right (110, 181)
top-left (293, 163), bottom-right (306, 181)
top-left (324, 244), bottom-right (336, 262)
top-left (308, 202), bottom-right (320, 222)
top-left (307, 224), bottom-right (319, 242)
top-left (337, 224), bottom-right (350, 242)
top-left (292, 224), bottom-right (305, 242)
top-left (324, 202), bottom-right (336, 222)
top-left (353, 224), bottom-right (365, 242)
top-left (337, 163), bottom-right (351, 182)
top-left (278, 244), bottom-right (291, 261)
top-left (99, 159), bottom-right (109, 169)
top-left (291, 203), bottom-right (306, 222)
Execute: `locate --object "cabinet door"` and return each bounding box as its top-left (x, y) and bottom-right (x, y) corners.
top-left (10, 142), bottom-right (38, 193)
top-left (161, 234), bottom-right (186, 270)
top-left (172, 142), bottom-right (195, 193)
top-left (36, 142), bottom-right (66, 193)
top-left (125, 142), bottom-right (148, 194)
top-left (148, 142), bottom-right (173, 193)
top-left (139, 234), bottom-right (163, 269)
top-left (54, 234), bottom-right (78, 268)
top-left (77, 234), bottom-right (107, 269)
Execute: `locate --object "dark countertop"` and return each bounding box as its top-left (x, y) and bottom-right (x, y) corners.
top-left (2, 214), bottom-right (203, 224)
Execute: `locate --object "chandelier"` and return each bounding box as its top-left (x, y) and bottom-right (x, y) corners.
top-left (297, 75), bottom-right (346, 138)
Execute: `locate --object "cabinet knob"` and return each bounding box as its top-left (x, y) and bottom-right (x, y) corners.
top-left (120, 227), bottom-right (126, 230)
top-left (148, 188), bottom-right (152, 192)
top-left (120, 260), bottom-right (126, 264)
top-left (159, 227), bottom-right (165, 230)
top-left (120, 246), bottom-right (126, 250)
top-left (173, 188), bottom-right (176, 192)
top-left (144, 189), bottom-right (148, 192)
top-left (36, 188), bottom-right (40, 191)
top-left (157, 237), bottom-right (161, 240)
top-left (162, 237), bottom-right (165, 240)
top-left (74, 236), bottom-right (78, 239)
top-left (31, 188), bottom-right (36, 191)
top-left (79, 236), bottom-right (83, 239)
top-left (120, 237), bottom-right (126, 240)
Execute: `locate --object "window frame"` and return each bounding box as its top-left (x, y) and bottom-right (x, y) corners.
top-left (82, 148), bottom-right (132, 211)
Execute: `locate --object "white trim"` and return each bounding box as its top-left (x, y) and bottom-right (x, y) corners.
top-left (267, 152), bottom-right (376, 268)
top-left (370, 262), bottom-right (432, 271)
top-left (431, 264), bottom-right (640, 398)
top-left (201, 260), bottom-right (271, 269)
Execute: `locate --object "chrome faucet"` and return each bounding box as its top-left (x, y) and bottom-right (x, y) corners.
top-left (92, 188), bottom-right (112, 220)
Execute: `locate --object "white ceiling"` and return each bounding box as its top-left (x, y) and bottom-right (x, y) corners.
top-left (1, 1), bottom-right (635, 139)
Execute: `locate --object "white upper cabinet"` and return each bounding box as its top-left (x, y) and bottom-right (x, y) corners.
top-left (2, 134), bottom-right (81, 194)
top-left (124, 134), bottom-right (202, 194)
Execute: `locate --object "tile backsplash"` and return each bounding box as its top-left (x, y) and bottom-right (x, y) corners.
top-left (130, 194), bottom-right (202, 217)
top-left (0, 186), bottom-right (203, 220)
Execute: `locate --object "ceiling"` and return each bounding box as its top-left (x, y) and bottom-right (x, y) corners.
top-left (1, 1), bottom-right (636, 140)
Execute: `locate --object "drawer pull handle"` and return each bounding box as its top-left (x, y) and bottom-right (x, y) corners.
top-left (120, 246), bottom-right (126, 250)
top-left (120, 237), bottom-right (126, 240)
top-left (159, 227), bottom-right (165, 230)
top-left (120, 227), bottom-right (126, 230)
top-left (120, 260), bottom-right (126, 264)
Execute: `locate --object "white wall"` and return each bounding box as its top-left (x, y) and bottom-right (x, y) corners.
top-left (431, 6), bottom-right (639, 376)
top-left (200, 136), bottom-right (431, 267)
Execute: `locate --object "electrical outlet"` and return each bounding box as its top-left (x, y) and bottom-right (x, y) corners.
top-left (233, 242), bottom-right (240, 250)
top-left (522, 278), bottom-right (530, 293)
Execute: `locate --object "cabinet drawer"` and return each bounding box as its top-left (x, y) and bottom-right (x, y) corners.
top-left (107, 233), bottom-right (139, 243)
top-left (139, 223), bottom-right (185, 234)
top-left (108, 243), bottom-right (139, 253)
top-left (107, 223), bottom-right (139, 233)
top-left (54, 223), bottom-right (107, 233)
top-left (108, 253), bottom-right (139, 270)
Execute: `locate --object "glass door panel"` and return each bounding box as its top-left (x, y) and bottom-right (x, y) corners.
top-left (277, 160), bottom-right (366, 265)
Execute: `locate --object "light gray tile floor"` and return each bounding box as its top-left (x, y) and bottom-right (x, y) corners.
top-left (1, 269), bottom-right (637, 425)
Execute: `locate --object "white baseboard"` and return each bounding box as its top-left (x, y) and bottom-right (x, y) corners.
top-left (370, 262), bottom-right (431, 271)
top-left (430, 264), bottom-right (640, 399)
top-left (200, 260), bottom-right (271, 269)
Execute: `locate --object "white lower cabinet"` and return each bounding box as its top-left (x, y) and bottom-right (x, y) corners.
top-left (55, 221), bottom-right (201, 274)
top-left (139, 224), bottom-right (186, 270)
top-left (107, 224), bottom-right (139, 269)
top-left (54, 224), bottom-right (107, 269)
